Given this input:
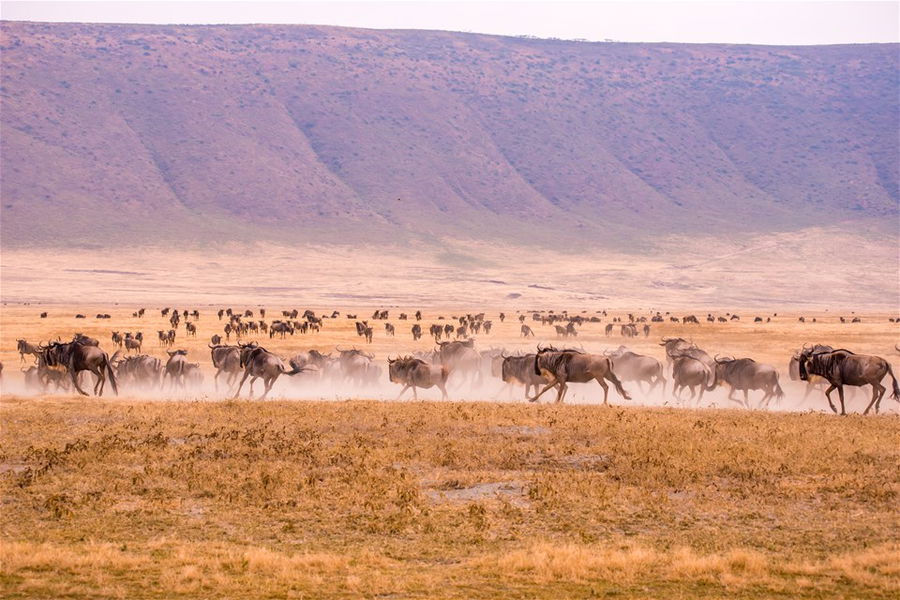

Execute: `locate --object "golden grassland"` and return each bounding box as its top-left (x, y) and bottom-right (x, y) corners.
top-left (1, 305), bottom-right (899, 598)
top-left (1, 398), bottom-right (899, 599)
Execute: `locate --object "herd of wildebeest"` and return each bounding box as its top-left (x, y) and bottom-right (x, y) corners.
top-left (7, 307), bottom-right (900, 416)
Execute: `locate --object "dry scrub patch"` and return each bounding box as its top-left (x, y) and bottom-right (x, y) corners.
top-left (1, 397), bottom-right (898, 598)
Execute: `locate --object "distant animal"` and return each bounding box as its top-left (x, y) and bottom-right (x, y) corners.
top-left (799, 347), bottom-right (899, 415)
top-left (411, 324), bottom-right (423, 340)
top-left (521, 324), bottom-right (535, 338)
top-left (387, 356), bottom-right (449, 401)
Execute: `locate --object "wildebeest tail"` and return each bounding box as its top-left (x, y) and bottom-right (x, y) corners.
top-left (104, 353), bottom-right (119, 396)
top-left (283, 364), bottom-right (310, 376)
top-left (886, 363), bottom-right (900, 400)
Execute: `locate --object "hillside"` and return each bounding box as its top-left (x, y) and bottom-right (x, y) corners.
top-left (0, 21), bottom-right (897, 248)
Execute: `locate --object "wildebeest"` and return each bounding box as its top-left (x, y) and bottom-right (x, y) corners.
top-left (185, 322), bottom-right (197, 337)
top-left (788, 344), bottom-right (833, 400)
top-left (385, 323), bottom-right (396, 337)
top-left (209, 344), bottom-right (242, 391)
top-left (530, 346), bottom-right (630, 405)
top-left (620, 324), bottom-right (637, 338)
top-left (211, 334), bottom-right (222, 345)
top-left (16, 339), bottom-right (42, 364)
top-left (163, 350), bottom-right (190, 390)
top-left (799, 348), bottom-right (900, 415)
top-left (124, 333), bottom-right (142, 353)
top-left (339, 348), bottom-right (381, 386)
top-left (411, 324), bottom-right (423, 341)
top-left (387, 356), bottom-right (449, 401)
top-left (232, 342), bottom-right (307, 400)
top-left (605, 347), bottom-right (666, 394)
top-left (642, 324), bottom-right (650, 337)
top-left (500, 353), bottom-right (556, 400)
top-left (521, 324), bottom-right (535, 338)
top-left (41, 339), bottom-right (118, 396)
top-left (436, 339), bottom-right (482, 387)
top-left (660, 337), bottom-right (696, 370)
top-left (604, 324), bottom-right (614, 336)
top-left (116, 355), bottom-right (162, 389)
top-left (111, 331), bottom-right (124, 347)
top-left (712, 356), bottom-right (784, 409)
top-left (670, 356), bottom-right (714, 406)
top-left (40, 312), bottom-right (48, 318)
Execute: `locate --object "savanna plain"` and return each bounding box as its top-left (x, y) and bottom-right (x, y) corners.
top-left (1, 305), bottom-right (898, 599)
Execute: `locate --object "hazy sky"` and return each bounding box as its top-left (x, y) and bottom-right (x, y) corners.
top-left (1, 1), bottom-right (897, 45)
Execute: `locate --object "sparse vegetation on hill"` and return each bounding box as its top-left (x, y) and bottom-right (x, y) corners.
top-left (0, 22), bottom-right (897, 247)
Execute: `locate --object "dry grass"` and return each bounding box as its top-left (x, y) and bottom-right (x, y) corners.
top-left (1, 397), bottom-right (898, 598)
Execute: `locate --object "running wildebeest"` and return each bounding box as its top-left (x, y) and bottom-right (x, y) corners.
top-left (209, 344), bottom-right (242, 392)
top-left (436, 339), bottom-right (482, 387)
top-left (387, 356), bottom-right (449, 401)
top-left (605, 347), bottom-right (666, 394)
top-left (788, 344), bottom-right (834, 400)
top-left (530, 346), bottom-right (630, 405)
top-left (232, 342), bottom-right (307, 400)
top-left (500, 353), bottom-right (557, 400)
top-left (163, 350), bottom-right (190, 390)
top-left (670, 355), bottom-right (714, 406)
top-left (40, 339), bottom-right (118, 396)
top-left (712, 356), bottom-right (784, 409)
top-left (337, 348), bottom-right (380, 386)
top-left (799, 347), bottom-right (900, 415)
top-left (16, 339), bottom-right (42, 364)
top-left (116, 355), bottom-right (162, 389)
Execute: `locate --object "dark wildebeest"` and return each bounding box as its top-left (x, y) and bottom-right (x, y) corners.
top-left (111, 331), bottom-right (124, 347)
top-left (530, 347), bottom-right (630, 405)
top-left (211, 334), bottom-right (222, 345)
top-left (642, 324), bottom-right (650, 337)
top-left (116, 355), bottom-right (162, 389)
top-left (387, 356), bottom-right (449, 401)
top-left (185, 322), bottom-right (197, 337)
top-left (41, 340), bottom-right (118, 396)
top-left (483, 321), bottom-right (493, 334)
top-left (232, 342), bottom-right (307, 400)
top-left (604, 324), bottom-right (614, 336)
top-left (799, 348), bottom-right (900, 415)
top-left (163, 350), bottom-right (190, 390)
top-left (500, 353), bottom-right (557, 400)
top-left (415, 310), bottom-right (422, 321)
top-left (788, 344), bottom-right (834, 400)
top-left (670, 356), bottom-right (714, 406)
top-left (210, 344), bottom-right (242, 391)
top-left (683, 315), bottom-right (700, 325)
top-left (554, 325), bottom-right (568, 338)
top-left (712, 356), bottom-right (784, 409)
top-left (605, 347), bottom-right (666, 394)
top-left (17, 339), bottom-right (42, 364)
top-left (40, 312), bottom-right (48, 318)
top-left (411, 324), bottom-right (423, 341)
top-left (385, 323), bottom-right (396, 337)
top-left (521, 324), bottom-right (535, 338)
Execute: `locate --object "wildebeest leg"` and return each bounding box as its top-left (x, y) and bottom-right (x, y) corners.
top-left (822, 385), bottom-right (838, 413)
top-left (836, 385), bottom-right (846, 416)
top-left (259, 376), bottom-right (276, 401)
top-left (395, 384), bottom-right (411, 401)
top-left (93, 366), bottom-right (105, 396)
top-left (412, 385), bottom-right (419, 401)
top-left (438, 382), bottom-right (449, 401)
top-left (232, 370), bottom-right (251, 399)
top-left (697, 383), bottom-right (705, 407)
top-left (595, 378), bottom-right (609, 406)
top-left (863, 383), bottom-right (884, 415)
top-left (556, 382), bottom-right (569, 404)
top-left (742, 389), bottom-right (750, 409)
top-left (69, 368), bottom-right (90, 396)
top-left (530, 380), bottom-right (559, 403)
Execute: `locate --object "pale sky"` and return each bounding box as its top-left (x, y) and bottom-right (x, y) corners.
top-left (0, 1), bottom-right (897, 45)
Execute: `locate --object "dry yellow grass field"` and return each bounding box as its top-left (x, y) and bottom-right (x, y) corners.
top-left (1, 304), bottom-right (899, 598)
